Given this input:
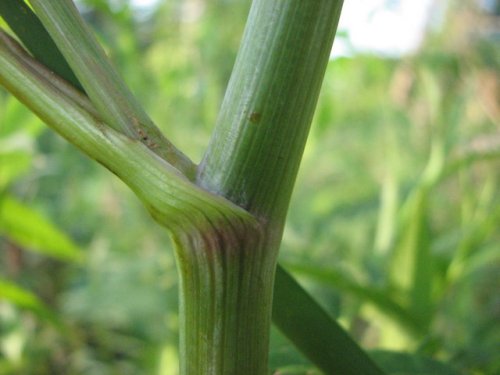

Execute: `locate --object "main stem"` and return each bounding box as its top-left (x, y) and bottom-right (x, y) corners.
top-left (0, 1), bottom-right (383, 374)
top-left (176, 1), bottom-right (343, 374)
top-left (173, 220), bottom-right (276, 374)
top-left (198, 0), bottom-right (343, 221)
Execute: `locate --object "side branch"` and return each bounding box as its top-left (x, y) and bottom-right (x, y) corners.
top-left (27, 0), bottom-right (195, 177)
top-left (0, 30), bottom-right (252, 231)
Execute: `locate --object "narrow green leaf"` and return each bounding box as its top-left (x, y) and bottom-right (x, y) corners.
top-left (272, 265), bottom-right (385, 375)
top-left (0, 277), bottom-right (59, 325)
top-left (0, 103), bottom-right (42, 188)
top-left (447, 177), bottom-right (500, 282)
top-left (269, 326), bottom-right (316, 372)
top-left (388, 72), bottom-right (447, 326)
top-left (390, 188), bottom-right (433, 328)
top-left (283, 262), bottom-right (421, 335)
top-left (0, 0), bottom-right (82, 90)
top-left (441, 149), bottom-right (500, 182)
top-left (0, 195), bottom-right (83, 263)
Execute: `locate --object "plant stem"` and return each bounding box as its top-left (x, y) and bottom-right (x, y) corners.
top-left (0, 2), bottom-right (386, 373)
top-left (28, 0), bottom-right (195, 177)
top-left (182, 1), bottom-right (344, 373)
top-left (0, 33), bottom-right (275, 374)
top-left (198, 0), bottom-right (343, 222)
top-left (173, 222), bottom-right (274, 375)
top-left (0, 30), bottom-right (247, 230)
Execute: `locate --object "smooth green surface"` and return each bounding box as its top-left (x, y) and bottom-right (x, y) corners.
top-left (198, 0), bottom-right (344, 222)
top-left (273, 265), bottom-right (385, 375)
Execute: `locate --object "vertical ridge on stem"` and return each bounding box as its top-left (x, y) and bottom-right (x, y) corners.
top-left (198, 0), bottom-right (344, 223)
top-left (172, 218), bottom-right (275, 375)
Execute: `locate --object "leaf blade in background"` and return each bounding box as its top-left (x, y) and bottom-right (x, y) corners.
top-left (0, 0), bottom-right (82, 90)
top-left (401, 189), bottom-right (434, 327)
top-left (0, 150), bottom-right (31, 189)
top-left (0, 95), bottom-right (44, 137)
top-left (283, 261), bottom-right (421, 335)
top-left (0, 277), bottom-right (59, 325)
top-left (0, 195), bottom-right (84, 263)
top-left (272, 265), bottom-right (386, 375)
top-left (0, 97), bottom-right (43, 188)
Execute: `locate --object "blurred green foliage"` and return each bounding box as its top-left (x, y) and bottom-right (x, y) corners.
top-left (1, 0), bottom-right (499, 374)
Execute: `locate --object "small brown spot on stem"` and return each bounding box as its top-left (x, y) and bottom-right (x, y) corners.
top-left (137, 128), bottom-right (149, 141)
top-left (249, 112), bottom-right (261, 124)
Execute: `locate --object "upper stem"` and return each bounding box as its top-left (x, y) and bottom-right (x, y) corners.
top-left (197, 0), bottom-right (344, 223)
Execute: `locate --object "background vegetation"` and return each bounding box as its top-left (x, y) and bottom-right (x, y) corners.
top-left (1, 0), bottom-right (499, 374)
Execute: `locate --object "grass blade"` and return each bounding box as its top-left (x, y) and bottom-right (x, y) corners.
top-left (273, 265), bottom-right (385, 375)
top-left (0, 277), bottom-right (60, 326)
top-left (284, 262), bottom-right (422, 335)
top-left (0, 195), bottom-right (83, 263)
top-left (0, 0), bottom-right (82, 90)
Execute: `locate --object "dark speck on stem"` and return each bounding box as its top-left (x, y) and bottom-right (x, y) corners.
top-left (249, 112), bottom-right (262, 124)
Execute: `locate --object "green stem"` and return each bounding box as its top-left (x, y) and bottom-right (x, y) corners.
top-left (0, 2), bottom-right (385, 373)
top-left (0, 31), bottom-right (275, 374)
top-left (27, 0), bottom-right (195, 177)
top-left (0, 30), bottom-right (246, 231)
top-left (173, 223), bottom-right (274, 375)
top-left (198, 0), bottom-right (343, 222)
top-left (186, 1), bottom-right (345, 373)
